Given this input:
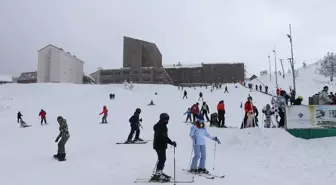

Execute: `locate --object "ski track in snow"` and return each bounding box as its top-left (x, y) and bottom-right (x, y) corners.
top-left (0, 82), bottom-right (335, 185)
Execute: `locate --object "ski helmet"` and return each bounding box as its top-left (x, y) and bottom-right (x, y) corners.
top-left (323, 86), bottom-right (328, 91)
top-left (135, 108), bottom-right (141, 114)
top-left (160, 113), bottom-right (169, 121)
top-left (57, 116), bottom-right (63, 122)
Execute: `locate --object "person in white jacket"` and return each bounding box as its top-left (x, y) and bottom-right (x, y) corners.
top-left (189, 120), bottom-right (220, 174)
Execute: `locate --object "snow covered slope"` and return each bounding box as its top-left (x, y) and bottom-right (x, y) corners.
top-left (251, 62), bottom-right (334, 104)
top-left (0, 83), bottom-right (336, 185)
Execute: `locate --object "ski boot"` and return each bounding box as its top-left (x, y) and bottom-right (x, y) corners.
top-left (189, 169), bottom-right (199, 174)
top-left (125, 139), bottom-right (134, 144)
top-left (197, 168), bottom-right (209, 174)
top-left (53, 154), bottom-right (59, 159)
top-left (133, 138), bottom-right (143, 142)
top-left (58, 154), bottom-right (66, 161)
top-left (150, 170), bottom-right (170, 182)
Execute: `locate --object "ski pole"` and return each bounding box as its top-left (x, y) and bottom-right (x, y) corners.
top-left (213, 141), bottom-right (217, 171)
top-left (174, 147), bottom-right (176, 185)
top-left (188, 145), bottom-right (194, 169)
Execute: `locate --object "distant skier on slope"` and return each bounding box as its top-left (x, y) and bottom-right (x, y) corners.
top-left (200, 102), bottom-right (210, 122)
top-left (39, 109), bottom-right (47, 125)
top-left (99, 106), bottom-right (108, 123)
top-left (17, 111), bottom-right (23, 123)
top-left (183, 90), bottom-right (188, 99)
top-left (224, 86), bottom-right (229, 93)
top-left (198, 92), bottom-right (204, 101)
top-left (150, 113), bottom-right (176, 182)
top-left (189, 120), bottom-right (220, 174)
top-left (183, 108), bottom-right (192, 122)
top-left (126, 108), bottom-right (143, 143)
top-left (148, 100), bottom-right (155, 106)
top-left (53, 116), bottom-right (70, 161)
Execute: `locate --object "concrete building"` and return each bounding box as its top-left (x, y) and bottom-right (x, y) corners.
top-left (37, 44), bottom-right (84, 84)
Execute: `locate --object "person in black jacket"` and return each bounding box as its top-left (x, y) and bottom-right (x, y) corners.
top-left (126, 108), bottom-right (143, 143)
top-left (150, 113), bottom-right (177, 182)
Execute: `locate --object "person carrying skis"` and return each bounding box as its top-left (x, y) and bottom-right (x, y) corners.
top-left (191, 103), bottom-right (200, 122)
top-left (189, 120), bottom-right (220, 173)
top-left (17, 111), bottom-right (23, 123)
top-left (184, 108), bottom-right (192, 122)
top-left (183, 90), bottom-right (188, 99)
top-left (151, 113), bottom-right (177, 182)
top-left (217, 100), bottom-right (226, 127)
top-left (126, 108), bottom-right (143, 143)
top-left (198, 92), bottom-right (204, 101)
top-left (53, 116), bottom-right (70, 161)
top-left (201, 102), bottom-right (210, 122)
top-left (99, 106), bottom-right (108, 123)
top-left (39, 109), bottom-right (47, 125)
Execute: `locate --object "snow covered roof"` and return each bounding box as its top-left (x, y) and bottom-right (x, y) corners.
top-left (0, 75), bottom-right (12, 82)
top-left (163, 64), bottom-right (203, 69)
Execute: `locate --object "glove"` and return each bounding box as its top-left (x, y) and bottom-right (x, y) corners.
top-left (171, 141), bottom-right (177, 147)
top-left (213, 137), bottom-right (221, 144)
top-left (55, 138), bottom-right (59, 143)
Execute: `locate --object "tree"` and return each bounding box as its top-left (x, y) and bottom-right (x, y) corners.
top-left (318, 52), bottom-right (336, 81)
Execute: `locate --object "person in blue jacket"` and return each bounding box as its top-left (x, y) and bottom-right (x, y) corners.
top-left (184, 108), bottom-right (192, 122)
top-left (189, 120), bottom-right (220, 173)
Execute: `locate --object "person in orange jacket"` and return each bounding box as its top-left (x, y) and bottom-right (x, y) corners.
top-left (217, 100), bottom-right (226, 127)
top-left (99, 106), bottom-right (108, 123)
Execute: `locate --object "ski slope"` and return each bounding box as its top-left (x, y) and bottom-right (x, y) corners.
top-left (0, 83), bottom-right (336, 185)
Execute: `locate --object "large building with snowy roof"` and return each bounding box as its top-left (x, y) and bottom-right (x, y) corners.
top-left (91, 36), bottom-right (245, 85)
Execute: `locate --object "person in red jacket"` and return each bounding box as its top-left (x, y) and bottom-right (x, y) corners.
top-left (39, 109), bottom-right (47, 125)
top-left (99, 106), bottom-right (108, 123)
top-left (242, 97), bottom-right (254, 128)
top-left (217, 100), bottom-right (226, 127)
top-left (191, 103), bottom-right (200, 122)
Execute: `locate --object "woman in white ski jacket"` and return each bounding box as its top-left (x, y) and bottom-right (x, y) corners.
top-left (189, 120), bottom-right (220, 173)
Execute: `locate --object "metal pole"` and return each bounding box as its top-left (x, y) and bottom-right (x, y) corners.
top-left (268, 55), bottom-right (271, 81)
top-left (289, 24), bottom-right (296, 93)
top-left (273, 46), bottom-right (278, 89)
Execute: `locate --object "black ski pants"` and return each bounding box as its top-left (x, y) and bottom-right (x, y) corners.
top-left (57, 134), bottom-right (69, 154)
top-left (41, 117), bottom-right (47, 125)
top-left (183, 95), bottom-right (188, 99)
top-left (17, 117), bottom-right (22, 123)
top-left (186, 115), bottom-right (191, 122)
top-left (278, 111), bottom-right (285, 128)
top-left (102, 115), bottom-right (107, 123)
top-left (127, 126), bottom-right (140, 141)
top-left (202, 111), bottom-right (209, 121)
top-left (192, 114), bottom-right (197, 122)
top-left (155, 148), bottom-right (166, 171)
top-left (218, 110), bottom-right (225, 126)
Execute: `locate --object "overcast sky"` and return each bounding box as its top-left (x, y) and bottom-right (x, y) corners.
top-left (0, 0), bottom-right (335, 77)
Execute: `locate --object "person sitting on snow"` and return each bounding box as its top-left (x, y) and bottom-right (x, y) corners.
top-left (20, 120), bottom-right (31, 128)
top-left (148, 100), bottom-right (155, 106)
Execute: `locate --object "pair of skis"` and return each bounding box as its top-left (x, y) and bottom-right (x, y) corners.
top-left (182, 169), bottom-right (225, 179)
top-left (116, 140), bottom-right (152, 144)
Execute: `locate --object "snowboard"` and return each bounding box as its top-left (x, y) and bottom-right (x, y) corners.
top-left (116, 141), bottom-right (147, 144)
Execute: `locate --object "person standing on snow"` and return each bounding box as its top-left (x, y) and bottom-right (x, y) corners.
top-left (224, 86), bottom-right (229, 93)
top-left (319, 86), bottom-right (333, 105)
top-left (151, 113), bottom-right (177, 182)
top-left (17, 111), bottom-right (23, 123)
top-left (189, 120), bottom-right (220, 174)
top-left (242, 97), bottom-right (254, 128)
top-left (293, 96), bottom-right (303, 105)
top-left (183, 90), bottom-right (188, 99)
top-left (53, 116), bottom-right (70, 161)
top-left (126, 108), bottom-right (143, 143)
top-left (201, 102), bottom-right (210, 122)
top-left (217, 100), bottom-right (226, 127)
top-left (99, 106), bottom-right (108, 123)
top-left (198, 92), bottom-right (204, 101)
top-left (184, 108), bottom-right (192, 122)
top-left (262, 104), bottom-right (275, 128)
top-left (276, 90), bottom-right (287, 128)
top-left (191, 103), bottom-right (200, 122)
top-left (39, 109), bottom-right (47, 125)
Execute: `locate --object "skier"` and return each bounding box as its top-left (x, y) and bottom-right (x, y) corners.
top-left (126, 108), bottom-right (143, 143)
top-left (53, 116), bottom-right (70, 161)
top-left (198, 92), bottom-right (204, 101)
top-left (189, 120), bottom-right (220, 173)
top-left (183, 90), bottom-right (188, 99)
top-left (259, 85), bottom-right (262, 92)
top-left (262, 104), bottom-right (275, 128)
top-left (217, 100), bottom-right (226, 127)
top-left (148, 100), bottom-right (155, 106)
top-left (224, 86), bottom-right (229, 93)
top-left (39, 109), bottom-right (47, 125)
top-left (99, 106), bottom-right (108, 123)
top-left (241, 97), bottom-right (253, 128)
top-left (183, 108), bottom-right (192, 122)
top-left (255, 84), bottom-right (258, 91)
top-left (265, 86), bottom-right (268, 94)
top-left (109, 93), bottom-right (113, 100)
top-left (151, 113), bottom-right (177, 182)
top-left (277, 90), bottom-right (287, 128)
top-left (201, 102), bottom-right (210, 122)
top-left (191, 103), bottom-right (200, 122)
top-left (17, 111), bottom-right (23, 123)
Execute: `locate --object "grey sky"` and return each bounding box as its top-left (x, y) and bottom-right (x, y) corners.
top-left (1, 0), bottom-right (335, 77)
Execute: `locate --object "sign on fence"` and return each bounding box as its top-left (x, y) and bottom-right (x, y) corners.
top-left (286, 105), bottom-right (336, 128)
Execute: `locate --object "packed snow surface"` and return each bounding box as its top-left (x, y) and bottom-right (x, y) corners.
top-left (0, 83), bottom-right (335, 185)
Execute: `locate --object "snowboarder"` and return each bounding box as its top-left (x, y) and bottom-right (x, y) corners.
top-left (17, 111), bottom-right (23, 123)
top-left (183, 90), bottom-right (188, 99)
top-left (184, 108), bottom-right (192, 122)
top-left (148, 100), bottom-right (155, 106)
top-left (39, 109), bottom-right (47, 125)
top-left (217, 100), bottom-right (226, 127)
top-left (191, 103), bottom-right (200, 122)
top-left (200, 102), bottom-right (210, 122)
top-left (224, 86), bottom-right (229, 93)
top-left (189, 120), bottom-right (220, 173)
top-left (99, 106), bottom-right (108, 123)
top-left (126, 108), bottom-right (143, 143)
top-left (198, 92), bottom-right (204, 101)
top-left (53, 116), bottom-right (70, 161)
top-left (151, 113), bottom-right (176, 182)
